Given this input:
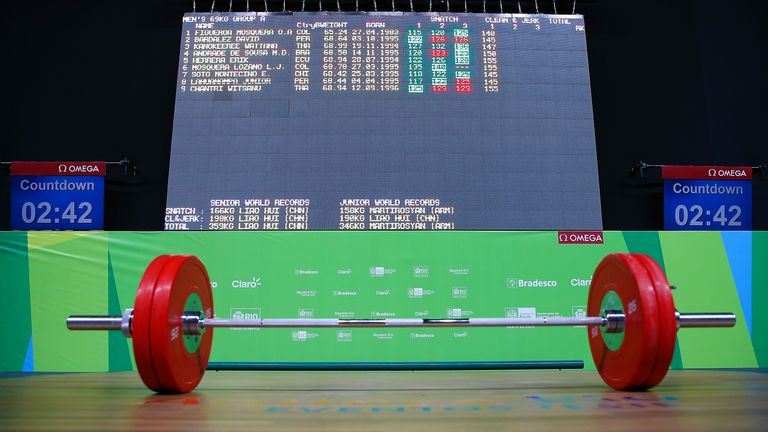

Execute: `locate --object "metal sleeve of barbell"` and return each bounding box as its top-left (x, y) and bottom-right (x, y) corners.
top-left (200, 317), bottom-right (608, 328)
top-left (67, 316), bottom-right (123, 331)
top-left (677, 313), bottom-right (736, 328)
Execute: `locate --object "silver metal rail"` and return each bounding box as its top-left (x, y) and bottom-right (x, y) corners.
top-left (66, 311), bottom-right (736, 337)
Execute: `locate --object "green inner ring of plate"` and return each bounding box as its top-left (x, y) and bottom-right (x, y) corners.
top-left (183, 292), bottom-right (204, 353)
top-left (601, 290), bottom-right (625, 351)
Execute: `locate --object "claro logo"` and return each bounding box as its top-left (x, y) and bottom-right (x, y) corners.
top-left (58, 163), bottom-right (103, 174)
top-left (232, 277), bottom-right (262, 288)
top-left (558, 231), bottom-right (604, 245)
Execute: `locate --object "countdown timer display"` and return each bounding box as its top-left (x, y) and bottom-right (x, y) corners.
top-left (664, 180), bottom-right (752, 230)
top-left (10, 176), bottom-right (104, 230)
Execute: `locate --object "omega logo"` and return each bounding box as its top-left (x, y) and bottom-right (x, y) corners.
top-left (707, 168), bottom-right (747, 177)
top-left (558, 232), bottom-right (604, 244)
top-left (58, 164), bottom-right (102, 174)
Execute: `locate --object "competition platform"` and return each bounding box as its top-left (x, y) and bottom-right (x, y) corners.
top-left (1, 370), bottom-right (766, 431)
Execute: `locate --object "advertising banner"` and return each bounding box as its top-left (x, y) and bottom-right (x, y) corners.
top-left (0, 231), bottom-right (763, 372)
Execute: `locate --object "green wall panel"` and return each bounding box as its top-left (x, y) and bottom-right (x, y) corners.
top-left (0, 233), bottom-right (31, 371)
top-left (754, 232), bottom-right (768, 367)
top-left (0, 231), bottom-right (763, 372)
top-left (659, 232), bottom-right (757, 368)
top-left (107, 253), bottom-right (132, 372)
top-left (28, 232), bottom-right (109, 372)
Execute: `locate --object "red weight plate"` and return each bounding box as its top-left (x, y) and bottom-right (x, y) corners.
top-left (633, 253), bottom-right (678, 389)
top-left (587, 253), bottom-right (660, 390)
top-left (149, 255), bottom-right (214, 394)
top-left (132, 255), bottom-right (173, 393)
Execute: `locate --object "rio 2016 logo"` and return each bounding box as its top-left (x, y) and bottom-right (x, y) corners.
top-left (231, 308), bottom-right (261, 320)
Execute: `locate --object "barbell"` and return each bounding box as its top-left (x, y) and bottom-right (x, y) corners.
top-left (66, 253), bottom-right (736, 394)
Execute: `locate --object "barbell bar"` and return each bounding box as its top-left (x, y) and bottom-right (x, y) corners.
top-left (66, 253), bottom-right (737, 394)
top-left (67, 313), bottom-right (734, 332)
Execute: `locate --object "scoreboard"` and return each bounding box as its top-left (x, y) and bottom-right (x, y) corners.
top-left (165, 12), bottom-right (602, 230)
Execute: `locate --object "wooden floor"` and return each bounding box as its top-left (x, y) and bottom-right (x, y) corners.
top-left (1, 370), bottom-right (766, 431)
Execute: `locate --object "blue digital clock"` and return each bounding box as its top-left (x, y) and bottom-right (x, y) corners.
top-left (10, 176), bottom-right (104, 230)
top-left (664, 180), bottom-right (752, 230)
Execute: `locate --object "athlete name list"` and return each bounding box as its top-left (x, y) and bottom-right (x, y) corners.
top-left (167, 13), bottom-right (593, 231)
top-left (177, 13), bottom-right (539, 95)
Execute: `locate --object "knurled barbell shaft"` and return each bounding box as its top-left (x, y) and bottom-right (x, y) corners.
top-left (65, 315), bottom-right (607, 331)
top-left (66, 312), bottom-right (736, 333)
top-left (199, 317), bottom-right (608, 328)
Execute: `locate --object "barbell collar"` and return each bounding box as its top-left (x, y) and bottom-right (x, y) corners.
top-left (121, 308), bottom-right (134, 338)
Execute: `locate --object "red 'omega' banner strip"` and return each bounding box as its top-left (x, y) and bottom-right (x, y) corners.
top-left (10, 162), bottom-right (107, 176)
top-left (661, 165), bottom-right (752, 180)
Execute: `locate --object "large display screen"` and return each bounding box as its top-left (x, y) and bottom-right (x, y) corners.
top-left (165, 12), bottom-right (601, 230)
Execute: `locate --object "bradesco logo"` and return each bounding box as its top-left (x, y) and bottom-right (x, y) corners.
top-left (558, 231), bottom-right (604, 244)
top-left (507, 278), bottom-right (558, 288)
top-left (294, 268), bottom-right (319, 276)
